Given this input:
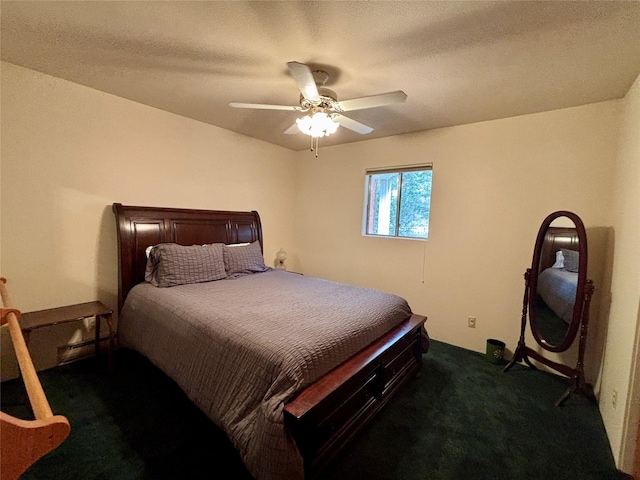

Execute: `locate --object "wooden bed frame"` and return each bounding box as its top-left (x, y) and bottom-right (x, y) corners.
top-left (112, 203), bottom-right (427, 477)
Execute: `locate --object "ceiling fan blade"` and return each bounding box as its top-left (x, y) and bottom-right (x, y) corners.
top-left (337, 90), bottom-right (407, 112)
top-left (284, 124), bottom-right (299, 135)
top-left (287, 61), bottom-right (320, 102)
top-left (335, 114), bottom-right (373, 134)
top-left (230, 102), bottom-right (301, 111)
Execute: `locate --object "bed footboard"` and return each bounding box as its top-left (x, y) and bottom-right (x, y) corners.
top-left (284, 313), bottom-right (427, 477)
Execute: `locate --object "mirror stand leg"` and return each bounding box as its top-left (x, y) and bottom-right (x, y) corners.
top-left (503, 342), bottom-right (524, 372)
top-left (503, 357), bottom-right (518, 373)
top-left (505, 272), bottom-right (534, 374)
top-left (556, 282), bottom-right (596, 407)
top-left (555, 382), bottom-right (576, 407)
top-left (522, 354), bottom-right (537, 370)
top-left (503, 343), bottom-right (537, 372)
top-left (503, 357), bottom-right (517, 373)
top-left (554, 371), bottom-right (596, 407)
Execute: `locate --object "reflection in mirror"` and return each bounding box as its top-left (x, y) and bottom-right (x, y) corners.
top-left (532, 218), bottom-right (580, 348)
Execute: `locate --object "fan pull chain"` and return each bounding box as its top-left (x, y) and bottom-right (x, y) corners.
top-left (310, 136), bottom-right (320, 157)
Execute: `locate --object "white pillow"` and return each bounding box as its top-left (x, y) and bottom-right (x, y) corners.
top-left (551, 250), bottom-right (564, 269)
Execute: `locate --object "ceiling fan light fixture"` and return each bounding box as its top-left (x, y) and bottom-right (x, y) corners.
top-left (296, 111), bottom-right (339, 138)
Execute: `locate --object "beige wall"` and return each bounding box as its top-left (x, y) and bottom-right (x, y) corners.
top-left (600, 72), bottom-right (640, 472)
top-left (2, 60), bottom-right (638, 471)
top-left (293, 101), bottom-right (619, 356)
top-left (0, 62), bottom-right (297, 377)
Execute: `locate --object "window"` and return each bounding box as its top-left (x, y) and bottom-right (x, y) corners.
top-left (363, 164), bottom-right (432, 239)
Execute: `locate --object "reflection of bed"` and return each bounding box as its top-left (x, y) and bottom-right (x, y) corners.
top-left (113, 203), bottom-right (427, 480)
top-left (537, 268), bottom-right (577, 324)
top-left (536, 226), bottom-right (580, 324)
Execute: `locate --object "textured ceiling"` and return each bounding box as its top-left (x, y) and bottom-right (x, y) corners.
top-left (2, 1), bottom-right (640, 151)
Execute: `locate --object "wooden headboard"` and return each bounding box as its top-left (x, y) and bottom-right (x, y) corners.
top-left (539, 226), bottom-right (579, 271)
top-left (112, 203), bottom-right (263, 313)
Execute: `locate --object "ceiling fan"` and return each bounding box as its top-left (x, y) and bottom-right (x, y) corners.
top-left (230, 61), bottom-right (407, 154)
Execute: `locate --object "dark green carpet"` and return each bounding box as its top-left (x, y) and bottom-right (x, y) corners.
top-left (1, 341), bottom-right (622, 480)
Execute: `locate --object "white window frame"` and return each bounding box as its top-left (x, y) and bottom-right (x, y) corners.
top-left (362, 163), bottom-right (433, 240)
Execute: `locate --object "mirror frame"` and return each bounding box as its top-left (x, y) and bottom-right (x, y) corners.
top-left (528, 210), bottom-right (588, 353)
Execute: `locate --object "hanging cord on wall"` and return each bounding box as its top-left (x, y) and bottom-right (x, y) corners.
top-left (421, 234), bottom-right (427, 284)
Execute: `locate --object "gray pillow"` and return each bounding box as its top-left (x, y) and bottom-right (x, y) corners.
top-left (145, 243), bottom-right (226, 287)
top-left (223, 241), bottom-right (270, 278)
top-left (561, 248), bottom-right (580, 273)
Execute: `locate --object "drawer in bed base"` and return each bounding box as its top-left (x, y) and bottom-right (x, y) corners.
top-left (313, 355), bottom-right (422, 474)
top-left (285, 363), bottom-right (380, 456)
top-left (284, 314), bottom-right (426, 478)
top-left (380, 331), bottom-right (423, 397)
top-left (314, 372), bottom-right (379, 459)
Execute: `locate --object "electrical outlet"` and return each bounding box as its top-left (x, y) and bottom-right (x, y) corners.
top-left (612, 389), bottom-right (617, 408)
top-left (467, 316), bottom-right (476, 328)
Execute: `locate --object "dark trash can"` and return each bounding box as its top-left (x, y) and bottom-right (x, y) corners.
top-left (486, 339), bottom-right (505, 364)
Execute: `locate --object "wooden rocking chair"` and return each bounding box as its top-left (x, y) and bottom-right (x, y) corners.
top-left (1, 278), bottom-right (70, 480)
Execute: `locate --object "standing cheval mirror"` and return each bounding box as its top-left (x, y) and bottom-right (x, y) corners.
top-left (504, 211), bottom-right (595, 406)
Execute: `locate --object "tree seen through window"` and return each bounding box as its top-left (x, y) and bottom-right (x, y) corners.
top-left (365, 167), bottom-right (432, 239)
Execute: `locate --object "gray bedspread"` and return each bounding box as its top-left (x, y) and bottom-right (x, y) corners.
top-left (119, 270), bottom-right (412, 480)
top-left (537, 267), bottom-right (578, 324)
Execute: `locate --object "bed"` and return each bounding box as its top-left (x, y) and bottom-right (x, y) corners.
top-left (112, 203), bottom-right (428, 480)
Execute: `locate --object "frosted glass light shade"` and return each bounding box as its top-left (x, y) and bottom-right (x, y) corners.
top-left (296, 112), bottom-right (339, 138)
